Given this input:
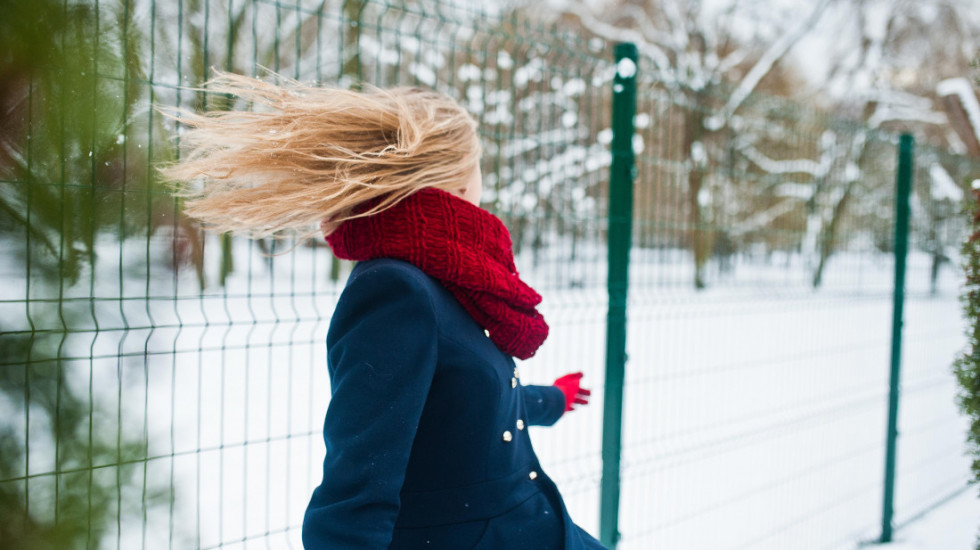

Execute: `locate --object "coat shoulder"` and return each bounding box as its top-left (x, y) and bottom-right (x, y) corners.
top-left (346, 258), bottom-right (465, 317)
top-left (328, 258), bottom-right (441, 346)
top-left (348, 258), bottom-right (443, 297)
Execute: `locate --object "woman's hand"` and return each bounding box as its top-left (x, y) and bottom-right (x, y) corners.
top-left (553, 372), bottom-right (591, 412)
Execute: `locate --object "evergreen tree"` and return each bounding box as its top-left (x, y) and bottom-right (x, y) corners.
top-left (0, 2), bottom-right (170, 547)
top-left (951, 54), bottom-right (980, 550)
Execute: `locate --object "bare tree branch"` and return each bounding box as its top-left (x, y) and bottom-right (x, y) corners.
top-left (710, 0), bottom-right (834, 128)
top-left (564, 2), bottom-right (673, 74)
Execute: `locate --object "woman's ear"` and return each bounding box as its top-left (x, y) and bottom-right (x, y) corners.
top-left (460, 167), bottom-right (483, 206)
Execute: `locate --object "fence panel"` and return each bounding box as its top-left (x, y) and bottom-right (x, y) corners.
top-left (617, 51), bottom-right (978, 549)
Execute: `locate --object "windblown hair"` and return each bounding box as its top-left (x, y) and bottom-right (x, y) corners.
top-left (157, 71), bottom-right (481, 239)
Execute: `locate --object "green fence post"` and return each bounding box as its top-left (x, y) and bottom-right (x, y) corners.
top-left (600, 42), bottom-right (637, 550)
top-left (880, 133), bottom-right (914, 543)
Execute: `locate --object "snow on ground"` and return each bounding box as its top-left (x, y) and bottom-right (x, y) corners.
top-left (5, 234), bottom-right (975, 550)
top-left (877, 486), bottom-right (980, 550)
top-left (529, 272), bottom-right (972, 550)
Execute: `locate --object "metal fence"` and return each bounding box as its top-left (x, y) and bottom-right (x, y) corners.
top-left (1, 0), bottom-right (977, 549)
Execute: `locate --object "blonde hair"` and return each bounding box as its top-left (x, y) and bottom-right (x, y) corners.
top-left (157, 70), bottom-right (481, 239)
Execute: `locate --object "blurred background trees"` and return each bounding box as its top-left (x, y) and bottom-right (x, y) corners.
top-left (547, 0), bottom-right (980, 289)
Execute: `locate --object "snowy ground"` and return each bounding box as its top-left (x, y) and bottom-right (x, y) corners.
top-left (4, 238), bottom-right (975, 549)
top-left (528, 262), bottom-right (973, 550)
top-left (878, 486), bottom-right (979, 550)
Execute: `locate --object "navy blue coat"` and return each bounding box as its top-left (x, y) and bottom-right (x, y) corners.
top-left (303, 258), bottom-right (607, 549)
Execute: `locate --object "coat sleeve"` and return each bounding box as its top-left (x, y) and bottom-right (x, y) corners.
top-left (302, 264), bottom-right (439, 550)
top-left (521, 384), bottom-right (566, 427)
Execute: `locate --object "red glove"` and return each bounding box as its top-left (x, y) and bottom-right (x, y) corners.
top-left (553, 372), bottom-right (591, 412)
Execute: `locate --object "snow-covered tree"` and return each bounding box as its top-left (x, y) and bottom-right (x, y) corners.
top-left (556, 0), bottom-right (980, 289)
top-left (808, 1), bottom-right (980, 288)
top-left (560, 0), bottom-right (846, 287)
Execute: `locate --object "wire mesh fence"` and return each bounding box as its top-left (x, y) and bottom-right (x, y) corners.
top-left (1, 0), bottom-right (977, 549)
top-left (612, 46), bottom-right (979, 548)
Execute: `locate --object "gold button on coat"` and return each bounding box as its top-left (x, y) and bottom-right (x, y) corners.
top-left (513, 367), bottom-right (520, 379)
top-left (511, 378), bottom-right (517, 388)
top-left (516, 419), bottom-right (525, 430)
top-left (529, 471), bottom-right (538, 480)
top-left (502, 431), bottom-right (513, 442)
top-left (484, 329), bottom-right (490, 337)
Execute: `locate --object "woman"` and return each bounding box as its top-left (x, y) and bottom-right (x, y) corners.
top-left (161, 71), bottom-right (603, 549)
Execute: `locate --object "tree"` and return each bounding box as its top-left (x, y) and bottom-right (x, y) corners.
top-left (557, 0), bottom-right (980, 289)
top-left (952, 54), bottom-right (980, 550)
top-left (954, 171), bottom-right (980, 550)
top-left (803, 0), bottom-right (980, 288)
top-left (0, 2), bottom-right (170, 548)
top-left (561, 0), bottom-right (834, 287)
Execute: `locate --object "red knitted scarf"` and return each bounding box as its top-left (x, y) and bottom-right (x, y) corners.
top-left (325, 188), bottom-right (548, 360)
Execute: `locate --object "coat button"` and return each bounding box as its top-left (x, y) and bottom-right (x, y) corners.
top-left (484, 329), bottom-right (490, 337)
top-left (529, 471), bottom-right (538, 480)
top-left (511, 377), bottom-right (517, 388)
top-left (502, 431), bottom-right (513, 442)
top-left (513, 367), bottom-right (520, 379)
top-left (517, 419), bottom-right (525, 430)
